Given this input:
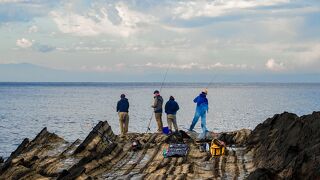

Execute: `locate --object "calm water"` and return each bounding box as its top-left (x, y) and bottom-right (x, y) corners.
top-left (1, 82), bottom-right (320, 158)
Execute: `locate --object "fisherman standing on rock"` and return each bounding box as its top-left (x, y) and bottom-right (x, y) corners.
top-left (165, 96), bottom-right (180, 133)
top-left (117, 94), bottom-right (129, 137)
top-left (152, 90), bottom-right (164, 133)
top-left (189, 89), bottom-right (209, 139)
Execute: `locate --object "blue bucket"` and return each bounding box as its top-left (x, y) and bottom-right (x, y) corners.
top-left (162, 126), bottom-right (170, 134)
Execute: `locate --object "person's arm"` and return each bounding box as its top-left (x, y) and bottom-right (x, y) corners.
top-left (127, 101), bottom-right (129, 111)
top-left (152, 97), bottom-right (158, 108)
top-left (165, 102), bottom-right (169, 114)
top-left (116, 101), bottom-right (120, 112)
top-left (206, 98), bottom-right (209, 113)
top-left (193, 96), bottom-right (198, 103)
top-left (176, 102), bottom-right (180, 112)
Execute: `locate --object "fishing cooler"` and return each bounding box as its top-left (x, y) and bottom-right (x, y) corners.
top-left (210, 139), bottom-right (226, 156)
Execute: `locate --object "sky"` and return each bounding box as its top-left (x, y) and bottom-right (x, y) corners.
top-left (0, 0), bottom-right (319, 82)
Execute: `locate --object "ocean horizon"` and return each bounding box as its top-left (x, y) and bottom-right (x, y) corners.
top-left (1, 82), bottom-right (320, 158)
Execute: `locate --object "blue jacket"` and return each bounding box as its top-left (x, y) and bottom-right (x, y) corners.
top-left (117, 98), bottom-right (129, 112)
top-left (165, 99), bottom-right (180, 115)
top-left (194, 93), bottom-right (208, 112)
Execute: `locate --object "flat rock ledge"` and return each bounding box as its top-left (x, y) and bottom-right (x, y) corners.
top-left (1, 111), bottom-right (319, 180)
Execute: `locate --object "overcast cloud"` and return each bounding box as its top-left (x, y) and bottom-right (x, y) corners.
top-left (0, 0), bottom-right (319, 81)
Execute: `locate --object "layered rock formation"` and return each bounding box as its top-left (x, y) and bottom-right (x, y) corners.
top-left (246, 111), bottom-right (320, 179)
top-left (3, 111), bottom-right (319, 179)
top-left (0, 121), bottom-right (254, 179)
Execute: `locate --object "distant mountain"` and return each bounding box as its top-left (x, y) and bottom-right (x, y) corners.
top-left (0, 63), bottom-right (319, 82)
top-left (0, 63), bottom-right (159, 82)
top-left (0, 63), bottom-right (77, 82)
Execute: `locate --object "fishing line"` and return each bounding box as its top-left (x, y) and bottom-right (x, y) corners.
top-left (145, 67), bottom-right (170, 133)
top-left (206, 73), bottom-right (219, 89)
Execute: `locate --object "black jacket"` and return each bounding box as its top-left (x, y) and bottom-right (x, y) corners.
top-left (117, 98), bottom-right (129, 112)
top-left (165, 99), bottom-right (179, 115)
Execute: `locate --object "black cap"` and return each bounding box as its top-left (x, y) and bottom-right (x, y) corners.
top-left (169, 96), bottom-right (174, 100)
top-left (120, 94), bottom-right (125, 98)
top-left (154, 90), bottom-right (159, 94)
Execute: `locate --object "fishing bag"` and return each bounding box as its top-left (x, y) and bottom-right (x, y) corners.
top-left (165, 143), bottom-right (189, 157)
top-left (210, 139), bottom-right (225, 156)
top-left (131, 140), bottom-right (142, 151)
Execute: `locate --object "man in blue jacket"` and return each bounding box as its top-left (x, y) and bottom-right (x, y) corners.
top-left (165, 96), bottom-right (180, 132)
top-left (117, 94), bottom-right (129, 137)
top-left (189, 89), bottom-right (209, 137)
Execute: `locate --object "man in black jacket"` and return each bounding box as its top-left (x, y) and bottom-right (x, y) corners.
top-left (165, 96), bottom-right (180, 132)
top-left (117, 94), bottom-right (129, 136)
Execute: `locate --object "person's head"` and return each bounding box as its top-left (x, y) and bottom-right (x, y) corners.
top-left (153, 90), bottom-right (160, 96)
top-left (169, 96), bottom-right (175, 101)
top-left (201, 89), bottom-right (208, 95)
top-left (120, 94), bottom-right (125, 99)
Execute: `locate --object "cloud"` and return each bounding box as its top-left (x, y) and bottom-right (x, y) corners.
top-left (173, 0), bottom-right (290, 19)
top-left (50, 2), bottom-right (156, 37)
top-left (298, 44), bottom-right (320, 64)
top-left (33, 44), bottom-right (56, 53)
top-left (0, 0), bottom-right (61, 23)
top-left (265, 58), bottom-right (286, 71)
top-left (16, 38), bottom-right (33, 48)
top-left (28, 25), bottom-right (38, 33)
top-left (56, 46), bottom-right (112, 53)
top-left (0, 0), bottom-right (28, 2)
top-left (138, 62), bottom-right (250, 70)
top-left (81, 63), bottom-right (127, 72)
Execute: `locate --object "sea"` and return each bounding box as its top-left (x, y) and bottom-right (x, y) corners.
top-left (0, 82), bottom-right (320, 158)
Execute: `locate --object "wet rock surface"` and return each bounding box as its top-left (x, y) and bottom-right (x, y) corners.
top-left (246, 111), bottom-right (320, 179)
top-left (4, 111), bottom-right (319, 179)
top-left (0, 120), bottom-right (254, 179)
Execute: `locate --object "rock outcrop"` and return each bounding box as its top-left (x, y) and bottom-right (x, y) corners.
top-left (246, 111), bottom-right (320, 179)
top-left (218, 129), bottom-right (251, 145)
top-left (0, 121), bottom-right (254, 179)
top-left (2, 111), bottom-right (320, 179)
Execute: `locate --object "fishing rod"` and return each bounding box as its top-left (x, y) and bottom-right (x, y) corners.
top-left (206, 73), bottom-right (219, 89)
top-left (145, 67), bottom-right (169, 133)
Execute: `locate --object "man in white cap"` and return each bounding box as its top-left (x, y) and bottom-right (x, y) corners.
top-left (189, 89), bottom-right (209, 138)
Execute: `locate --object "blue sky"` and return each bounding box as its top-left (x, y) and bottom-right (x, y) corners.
top-left (0, 0), bottom-right (319, 81)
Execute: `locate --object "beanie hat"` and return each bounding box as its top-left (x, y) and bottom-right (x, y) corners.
top-left (202, 89), bottom-right (208, 94)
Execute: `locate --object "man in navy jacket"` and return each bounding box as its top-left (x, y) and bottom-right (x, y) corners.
top-left (117, 94), bottom-right (129, 136)
top-left (165, 96), bottom-right (180, 132)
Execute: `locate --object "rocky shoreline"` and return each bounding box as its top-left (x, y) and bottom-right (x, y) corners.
top-left (0, 111), bottom-right (319, 179)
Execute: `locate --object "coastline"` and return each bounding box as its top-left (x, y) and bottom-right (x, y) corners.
top-left (1, 111), bottom-right (319, 179)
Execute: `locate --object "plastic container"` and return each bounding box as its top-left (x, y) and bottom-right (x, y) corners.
top-left (162, 126), bottom-right (170, 134)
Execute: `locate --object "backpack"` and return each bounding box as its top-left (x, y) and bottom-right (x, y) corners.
top-left (210, 139), bottom-right (226, 157)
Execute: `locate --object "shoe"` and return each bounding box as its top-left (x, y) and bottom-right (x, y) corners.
top-left (188, 128), bottom-right (196, 133)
